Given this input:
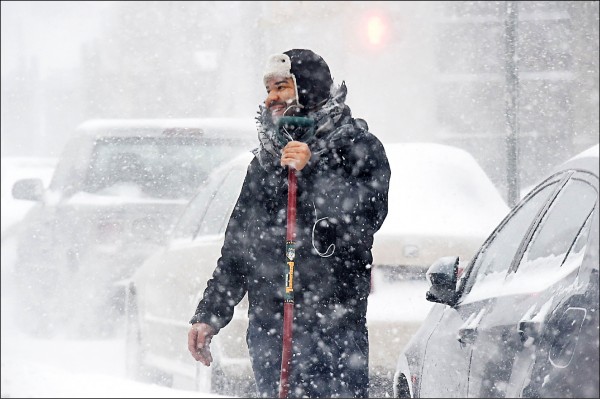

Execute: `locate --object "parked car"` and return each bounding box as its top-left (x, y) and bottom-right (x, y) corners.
top-left (372, 142), bottom-right (509, 279)
top-left (10, 118), bottom-right (257, 336)
top-left (368, 142), bottom-right (509, 377)
top-left (125, 151), bottom-right (255, 396)
top-left (393, 144), bottom-right (599, 398)
top-left (125, 142), bottom-right (509, 395)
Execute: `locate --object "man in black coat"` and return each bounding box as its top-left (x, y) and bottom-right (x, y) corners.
top-left (188, 49), bottom-right (391, 398)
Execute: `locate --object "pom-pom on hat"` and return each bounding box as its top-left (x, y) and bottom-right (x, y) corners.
top-left (263, 49), bottom-right (333, 110)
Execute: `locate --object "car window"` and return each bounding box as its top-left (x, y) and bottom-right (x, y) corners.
top-left (562, 211), bottom-right (594, 270)
top-left (83, 136), bottom-right (237, 199)
top-left (194, 165), bottom-right (247, 238)
top-left (515, 174), bottom-right (598, 279)
top-left (170, 181), bottom-right (219, 240)
top-left (461, 181), bottom-right (560, 301)
top-left (169, 159), bottom-right (248, 241)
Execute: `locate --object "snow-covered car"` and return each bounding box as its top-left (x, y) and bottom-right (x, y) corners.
top-left (10, 118), bottom-right (257, 336)
top-left (372, 142), bottom-right (509, 279)
top-left (125, 151), bottom-right (255, 396)
top-left (393, 144), bottom-right (599, 398)
top-left (368, 142), bottom-right (509, 378)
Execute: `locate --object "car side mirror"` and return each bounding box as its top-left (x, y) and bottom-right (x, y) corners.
top-left (425, 256), bottom-right (460, 306)
top-left (12, 178), bottom-right (45, 202)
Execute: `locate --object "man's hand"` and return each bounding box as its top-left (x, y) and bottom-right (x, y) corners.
top-left (188, 322), bottom-right (216, 366)
top-left (281, 141), bottom-right (311, 171)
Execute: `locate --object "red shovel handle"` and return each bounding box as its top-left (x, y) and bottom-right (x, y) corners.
top-left (279, 167), bottom-right (297, 398)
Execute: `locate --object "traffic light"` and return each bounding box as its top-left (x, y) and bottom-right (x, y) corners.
top-left (361, 12), bottom-right (390, 50)
top-left (366, 15), bottom-right (386, 46)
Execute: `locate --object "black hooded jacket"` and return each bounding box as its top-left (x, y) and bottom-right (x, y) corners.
top-left (190, 83), bottom-right (390, 338)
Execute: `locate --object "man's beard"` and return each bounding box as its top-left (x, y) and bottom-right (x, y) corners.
top-left (270, 99), bottom-right (304, 124)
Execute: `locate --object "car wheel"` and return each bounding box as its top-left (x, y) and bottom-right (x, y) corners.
top-left (394, 372), bottom-right (411, 398)
top-left (124, 285), bottom-right (143, 380)
top-left (124, 285), bottom-right (173, 386)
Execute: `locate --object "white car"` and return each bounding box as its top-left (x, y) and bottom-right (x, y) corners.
top-left (125, 151), bottom-right (255, 395)
top-left (372, 142), bottom-right (510, 278)
top-left (10, 118), bottom-right (256, 336)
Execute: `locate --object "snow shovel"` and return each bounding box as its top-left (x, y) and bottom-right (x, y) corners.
top-left (276, 116), bottom-right (315, 398)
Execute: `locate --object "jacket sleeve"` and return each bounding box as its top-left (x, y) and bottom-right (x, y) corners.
top-left (189, 164), bottom-right (254, 333)
top-left (302, 132), bottom-right (391, 263)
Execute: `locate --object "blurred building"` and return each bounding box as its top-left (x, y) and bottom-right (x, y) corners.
top-left (431, 1), bottom-right (599, 198)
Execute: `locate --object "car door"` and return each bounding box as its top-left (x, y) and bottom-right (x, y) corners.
top-left (465, 170), bottom-right (598, 398)
top-left (136, 168), bottom-right (229, 368)
top-left (135, 158), bottom-right (249, 376)
top-left (176, 168), bottom-right (247, 341)
top-left (188, 163), bottom-right (253, 372)
top-left (417, 175), bottom-right (562, 397)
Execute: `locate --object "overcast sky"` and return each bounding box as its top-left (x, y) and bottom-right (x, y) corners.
top-left (1, 1), bottom-right (113, 79)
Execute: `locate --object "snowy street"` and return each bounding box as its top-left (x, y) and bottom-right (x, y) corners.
top-left (0, 261), bottom-right (229, 398)
top-left (1, 245), bottom-right (431, 398)
top-left (0, 156), bottom-right (433, 397)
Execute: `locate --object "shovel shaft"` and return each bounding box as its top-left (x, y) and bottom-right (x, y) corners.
top-left (279, 302), bottom-right (294, 398)
top-left (286, 168), bottom-right (297, 241)
top-left (279, 167), bottom-right (297, 398)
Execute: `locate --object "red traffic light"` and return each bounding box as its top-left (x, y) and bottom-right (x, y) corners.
top-left (360, 11), bottom-right (392, 50)
top-left (366, 15), bottom-right (387, 46)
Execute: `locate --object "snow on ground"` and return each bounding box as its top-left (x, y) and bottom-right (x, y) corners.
top-left (0, 288), bottom-right (230, 398)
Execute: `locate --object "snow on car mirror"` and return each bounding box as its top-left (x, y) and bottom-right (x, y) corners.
top-left (12, 178), bottom-right (44, 202)
top-left (425, 256), bottom-right (460, 306)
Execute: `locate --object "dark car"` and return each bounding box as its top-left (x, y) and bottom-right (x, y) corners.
top-left (10, 118), bottom-right (256, 336)
top-left (393, 144), bottom-right (599, 398)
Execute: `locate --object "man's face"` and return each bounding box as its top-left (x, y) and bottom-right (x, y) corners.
top-left (264, 77), bottom-right (298, 120)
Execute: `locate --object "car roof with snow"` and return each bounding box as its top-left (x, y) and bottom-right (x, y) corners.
top-left (74, 118), bottom-right (257, 140)
top-left (552, 143), bottom-right (599, 176)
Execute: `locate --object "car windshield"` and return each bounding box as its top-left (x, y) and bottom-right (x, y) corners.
top-left (82, 136), bottom-right (236, 200)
